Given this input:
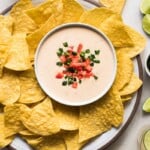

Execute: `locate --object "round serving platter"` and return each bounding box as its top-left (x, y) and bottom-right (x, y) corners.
top-left (1, 0), bottom-right (143, 150)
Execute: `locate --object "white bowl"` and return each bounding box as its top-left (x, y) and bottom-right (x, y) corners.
top-left (145, 54), bottom-right (150, 76)
top-left (34, 23), bottom-right (117, 106)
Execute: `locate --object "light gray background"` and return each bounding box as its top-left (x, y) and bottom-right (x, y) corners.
top-left (0, 0), bottom-right (150, 149)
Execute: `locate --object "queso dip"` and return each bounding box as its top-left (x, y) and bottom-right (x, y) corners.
top-left (35, 24), bottom-right (116, 106)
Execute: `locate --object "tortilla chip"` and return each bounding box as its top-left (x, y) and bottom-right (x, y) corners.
top-left (0, 27), bottom-right (12, 77)
top-left (34, 135), bottom-right (66, 150)
top-left (19, 129), bottom-right (35, 136)
top-left (62, 0), bottom-right (84, 23)
top-left (4, 104), bottom-right (26, 137)
top-left (21, 98), bottom-right (60, 136)
top-left (120, 73), bottom-right (142, 96)
top-left (18, 69), bottom-right (46, 104)
top-left (26, 14), bottom-right (63, 60)
top-left (113, 51), bottom-right (134, 90)
top-left (99, 15), bottom-right (133, 48)
top-left (10, 0), bottom-right (37, 34)
top-left (0, 114), bottom-right (14, 148)
top-left (79, 88), bottom-right (123, 142)
top-left (63, 131), bottom-right (84, 150)
top-left (121, 94), bottom-right (133, 102)
top-left (0, 70), bottom-right (20, 105)
top-left (116, 26), bottom-right (146, 58)
top-left (53, 102), bottom-right (79, 130)
top-left (100, 0), bottom-right (126, 14)
top-left (79, 8), bottom-right (119, 28)
top-left (4, 33), bottom-right (31, 71)
top-left (26, 0), bottom-right (63, 27)
top-left (0, 15), bottom-right (13, 33)
top-left (21, 135), bottom-right (43, 146)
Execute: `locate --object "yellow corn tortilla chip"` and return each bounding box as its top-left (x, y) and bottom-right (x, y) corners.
top-left (121, 94), bottom-right (133, 102)
top-left (33, 135), bottom-right (66, 150)
top-left (21, 135), bottom-right (43, 146)
top-left (53, 102), bottom-right (79, 130)
top-left (26, 14), bottom-right (63, 60)
top-left (0, 27), bottom-right (12, 77)
top-left (0, 15), bottom-right (13, 33)
top-left (120, 73), bottom-right (143, 96)
top-left (10, 0), bottom-right (37, 34)
top-left (21, 98), bottom-right (60, 136)
top-left (0, 69), bottom-right (20, 105)
top-left (0, 114), bottom-right (14, 148)
top-left (62, 0), bottom-right (84, 23)
top-left (63, 131), bottom-right (85, 150)
top-left (116, 26), bottom-right (146, 58)
top-left (113, 51), bottom-right (134, 90)
top-left (26, 0), bottom-right (63, 27)
top-left (99, 15), bottom-right (133, 48)
top-left (4, 33), bottom-right (31, 71)
top-left (19, 129), bottom-right (35, 136)
top-left (79, 88), bottom-right (123, 142)
top-left (100, 0), bottom-right (126, 14)
top-left (18, 69), bottom-right (46, 104)
top-left (4, 104), bottom-right (27, 137)
top-left (79, 8), bottom-right (120, 28)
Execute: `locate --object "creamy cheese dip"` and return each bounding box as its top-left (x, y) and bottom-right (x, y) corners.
top-left (35, 24), bottom-right (116, 106)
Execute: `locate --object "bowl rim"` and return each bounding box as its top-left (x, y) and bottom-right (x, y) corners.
top-left (145, 53), bottom-right (150, 76)
top-left (34, 23), bottom-right (117, 106)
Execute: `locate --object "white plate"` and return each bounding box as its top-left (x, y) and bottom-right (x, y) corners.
top-left (1, 0), bottom-right (143, 150)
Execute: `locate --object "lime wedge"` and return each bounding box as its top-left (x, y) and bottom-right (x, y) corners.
top-left (142, 14), bottom-right (150, 35)
top-left (143, 97), bottom-right (150, 112)
top-left (140, 0), bottom-right (150, 14)
top-left (143, 130), bottom-right (150, 150)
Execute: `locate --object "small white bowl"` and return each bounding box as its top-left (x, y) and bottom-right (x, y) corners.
top-left (35, 23), bottom-right (117, 106)
top-left (145, 54), bottom-right (150, 76)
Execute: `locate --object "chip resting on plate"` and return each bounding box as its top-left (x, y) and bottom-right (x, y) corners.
top-left (0, 69), bottom-right (20, 105)
top-left (53, 102), bottom-right (79, 130)
top-left (113, 51), bottom-right (134, 90)
top-left (62, 0), bottom-right (84, 23)
top-left (18, 69), bottom-right (46, 104)
top-left (4, 33), bottom-right (31, 71)
top-left (33, 135), bottom-right (66, 150)
top-left (4, 104), bottom-right (27, 137)
top-left (10, 0), bottom-right (37, 34)
top-left (120, 73), bottom-right (143, 96)
top-left (100, 0), bottom-right (126, 14)
top-left (116, 25), bottom-right (146, 58)
top-left (0, 27), bottom-right (12, 77)
top-left (20, 98), bottom-right (60, 136)
top-left (25, 0), bottom-right (63, 27)
top-left (79, 88), bottom-right (123, 142)
top-left (0, 114), bottom-right (14, 148)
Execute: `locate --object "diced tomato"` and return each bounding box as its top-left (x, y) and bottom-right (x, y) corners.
top-left (60, 56), bottom-right (66, 62)
top-left (56, 72), bottom-right (64, 79)
top-left (86, 65), bottom-right (92, 72)
top-left (72, 82), bottom-right (78, 88)
top-left (77, 43), bottom-right (83, 53)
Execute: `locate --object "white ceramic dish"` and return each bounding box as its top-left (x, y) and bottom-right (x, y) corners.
top-left (35, 23), bottom-right (117, 106)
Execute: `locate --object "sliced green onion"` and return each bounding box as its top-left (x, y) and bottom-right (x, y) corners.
top-left (93, 60), bottom-right (100, 63)
top-left (85, 49), bottom-right (90, 53)
top-left (56, 62), bottom-right (63, 66)
top-left (62, 81), bottom-right (67, 86)
top-left (94, 75), bottom-right (98, 80)
top-left (63, 42), bottom-right (68, 47)
top-left (95, 50), bottom-right (100, 55)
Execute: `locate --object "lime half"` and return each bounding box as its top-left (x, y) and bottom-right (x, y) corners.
top-left (140, 0), bottom-right (150, 14)
top-left (143, 130), bottom-right (150, 150)
top-left (143, 97), bottom-right (150, 112)
top-left (142, 14), bottom-right (150, 35)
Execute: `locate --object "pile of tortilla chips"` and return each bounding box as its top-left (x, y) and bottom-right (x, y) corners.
top-left (0, 0), bottom-right (146, 149)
